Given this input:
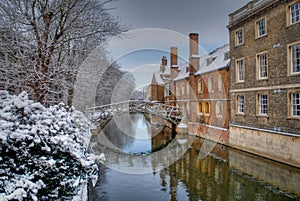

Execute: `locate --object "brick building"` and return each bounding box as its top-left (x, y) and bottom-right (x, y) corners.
top-left (228, 0), bottom-right (300, 167)
top-left (149, 33), bottom-right (231, 144)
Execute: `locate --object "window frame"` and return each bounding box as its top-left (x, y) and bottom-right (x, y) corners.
top-left (218, 75), bottom-right (223, 91)
top-left (256, 52), bottom-right (268, 80)
top-left (287, 1), bottom-right (300, 26)
top-left (198, 78), bottom-right (203, 93)
top-left (257, 93), bottom-right (268, 116)
top-left (208, 77), bottom-right (214, 92)
top-left (288, 90), bottom-right (300, 119)
top-left (165, 83), bottom-right (171, 97)
top-left (216, 101), bottom-right (223, 117)
top-left (198, 102), bottom-right (203, 114)
top-left (287, 42), bottom-right (300, 76)
top-left (236, 58), bottom-right (245, 83)
top-left (237, 95), bottom-right (245, 115)
top-left (256, 17), bottom-right (267, 38)
top-left (235, 28), bottom-right (244, 46)
top-left (204, 102), bottom-right (210, 116)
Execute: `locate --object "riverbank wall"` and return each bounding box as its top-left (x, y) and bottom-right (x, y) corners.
top-left (186, 123), bottom-right (300, 168)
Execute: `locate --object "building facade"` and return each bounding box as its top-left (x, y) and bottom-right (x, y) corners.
top-left (149, 33), bottom-right (231, 144)
top-left (228, 0), bottom-right (300, 167)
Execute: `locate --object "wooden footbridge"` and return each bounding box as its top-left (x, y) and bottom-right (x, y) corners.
top-left (85, 100), bottom-right (182, 125)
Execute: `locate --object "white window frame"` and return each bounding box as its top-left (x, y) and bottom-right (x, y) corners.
top-left (165, 84), bottom-right (171, 97)
top-left (258, 94), bottom-right (268, 115)
top-left (256, 18), bottom-right (267, 38)
top-left (235, 29), bottom-right (244, 46)
top-left (257, 52), bottom-right (268, 79)
top-left (198, 78), bottom-right (202, 93)
top-left (290, 2), bottom-right (300, 24)
top-left (237, 95), bottom-right (245, 114)
top-left (291, 92), bottom-right (300, 117)
top-left (218, 75), bottom-right (223, 91)
top-left (208, 77), bottom-right (214, 92)
top-left (236, 59), bottom-right (245, 82)
top-left (291, 44), bottom-right (300, 75)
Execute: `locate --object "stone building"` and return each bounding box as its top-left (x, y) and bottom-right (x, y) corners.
top-left (227, 0), bottom-right (300, 167)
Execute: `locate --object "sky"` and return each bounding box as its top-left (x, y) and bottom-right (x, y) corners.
top-left (105, 0), bottom-right (250, 89)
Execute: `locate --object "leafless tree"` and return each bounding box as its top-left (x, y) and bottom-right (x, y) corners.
top-left (0, 0), bottom-right (126, 105)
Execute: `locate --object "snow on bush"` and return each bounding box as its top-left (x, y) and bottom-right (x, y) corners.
top-left (0, 91), bottom-right (104, 200)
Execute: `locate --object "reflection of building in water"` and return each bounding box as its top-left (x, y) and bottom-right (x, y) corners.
top-left (162, 137), bottom-right (300, 201)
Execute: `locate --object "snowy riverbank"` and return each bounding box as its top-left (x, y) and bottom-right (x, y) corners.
top-left (0, 91), bottom-right (104, 200)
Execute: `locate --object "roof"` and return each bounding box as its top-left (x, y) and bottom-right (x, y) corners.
top-left (195, 44), bottom-right (230, 75)
top-left (174, 44), bottom-right (230, 81)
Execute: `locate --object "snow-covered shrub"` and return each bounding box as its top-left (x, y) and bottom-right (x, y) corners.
top-left (0, 91), bottom-right (103, 200)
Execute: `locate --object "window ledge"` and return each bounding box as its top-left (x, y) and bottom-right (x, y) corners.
top-left (288, 72), bottom-right (300, 77)
top-left (287, 20), bottom-right (300, 28)
top-left (236, 113), bottom-right (245, 116)
top-left (258, 77), bottom-right (268, 81)
top-left (256, 114), bottom-right (269, 118)
top-left (237, 81), bottom-right (245, 84)
top-left (235, 43), bottom-right (244, 48)
top-left (255, 34), bottom-right (267, 40)
top-left (287, 116), bottom-right (300, 120)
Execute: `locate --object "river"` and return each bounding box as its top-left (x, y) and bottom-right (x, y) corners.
top-left (88, 113), bottom-right (300, 201)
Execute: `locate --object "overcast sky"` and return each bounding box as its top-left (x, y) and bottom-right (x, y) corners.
top-left (105, 0), bottom-right (250, 89)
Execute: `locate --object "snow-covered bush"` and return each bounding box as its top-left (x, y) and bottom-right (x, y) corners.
top-left (0, 91), bottom-right (103, 200)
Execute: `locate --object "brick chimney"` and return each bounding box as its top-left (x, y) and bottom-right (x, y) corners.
top-left (170, 47), bottom-right (179, 79)
top-left (188, 33), bottom-right (199, 122)
top-left (170, 47), bottom-right (178, 106)
top-left (189, 33), bottom-right (200, 74)
top-left (160, 56), bottom-right (167, 73)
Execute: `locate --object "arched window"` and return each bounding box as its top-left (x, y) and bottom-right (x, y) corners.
top-left (216, 101), bottom-right (223, 116)
top-left (218, 75), bottom-right (223, 91)
top-left (198, 78), bottom-right (203, 93)
top-left (198, 102), bottom-right (203, 113)
top-left (182, 83), bottom-right (185, 95)
top-left (204, 102), bottom-right (210, 114)
top-left (208, 77), bottom-right (214, 92)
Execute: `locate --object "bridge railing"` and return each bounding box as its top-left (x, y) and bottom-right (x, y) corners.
top-left (85, 100), bottom-right (182, 124)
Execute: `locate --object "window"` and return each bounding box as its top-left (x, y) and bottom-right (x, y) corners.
top-left (256, 18), bottom-right (267, 37)
top-left (224, 52), bottom-right (229, 61)
top-left (235, 29), bottom-right (243, 46)
top-left (237, 95), bottom-right (244, 114)
top-left (176, 83), bottom-right (180, 96)
top-left (291, 92), bottom-right (300, 117)
top-left (236, 59), bottom-right (244, 82)
top-left (257, 53), bottom-right (268, 79)
top-left (290, 2), bottom-right (300, 24)
top-left (216, 101), bottom-right (223, 116)
top-left (204, 102), bottom-right (210, 114)
top-left (258, 94), bottom-right (268, 115)
top-left (208, 77), bottom-right (214, 92)
top-left (198, 78), bottom-right (202, 93)
top-left (182, 83), bottom-right (185, 95)
top-left (198, 102), bottom-right (203, 114)
top-left (218, 75), bottom-right (223, 91)
top-left (291, 44), bottom-right (300, 74)
top-left (165, 84), bottom-right (171, 97)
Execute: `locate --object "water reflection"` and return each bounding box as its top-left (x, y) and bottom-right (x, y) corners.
top-left (89, 114), bottom-right (300, 201)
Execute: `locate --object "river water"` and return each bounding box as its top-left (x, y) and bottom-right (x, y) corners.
top-left (89, 113), bottom-right (300, 201)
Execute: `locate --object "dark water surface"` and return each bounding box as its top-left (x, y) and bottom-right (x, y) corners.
top-left (89, 113), bottom-right (300, 201)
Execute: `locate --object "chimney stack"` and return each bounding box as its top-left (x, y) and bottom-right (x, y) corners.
top-left (189, 33), bottom-right (200, 74)
top-left (161, 56), bottom-right (167, 72)
top-left (171, 47), bottom-right (178, 67)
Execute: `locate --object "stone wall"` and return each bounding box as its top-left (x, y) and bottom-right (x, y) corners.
top-left (229, 125), bottom-right (300, 167)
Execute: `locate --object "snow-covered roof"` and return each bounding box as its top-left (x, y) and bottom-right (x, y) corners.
top-left (174, 44), bottom-right (229, 81)
top-left (174, 62), bottom-right (189, 81)
top-left (196, 44), bottom-right (230, 75)
top-left (152, 64), bottom-right (171, 85)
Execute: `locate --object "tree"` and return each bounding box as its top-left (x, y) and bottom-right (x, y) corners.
top-left (0, 0), bottom-right (126, 105)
